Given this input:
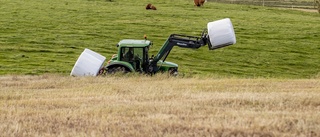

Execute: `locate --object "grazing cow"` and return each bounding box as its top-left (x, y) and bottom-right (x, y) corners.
top-left (146, 3), bottom-right (157, 10)
top-left (200, 0), bottom-right (205, 6)
top-left (194, 0), bottom-right (205, 7)
top-left (194, 0), bottom-right (200, 6)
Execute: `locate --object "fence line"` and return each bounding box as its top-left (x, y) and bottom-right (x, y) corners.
top-left (208, 0), bottom-right (317, 9)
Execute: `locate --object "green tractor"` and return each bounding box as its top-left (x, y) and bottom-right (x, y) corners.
top-left (71, 18), bottom-right (236, 77)
top-left (104, 30), bottom-right (232, 75)
top-left (104, 37), bottom-right (179, 75)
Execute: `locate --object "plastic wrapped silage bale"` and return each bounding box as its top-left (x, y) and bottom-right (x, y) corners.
top-left (207, 18), bottom-right (236, 50)
top-left (70, 48), bottom-right (106, 76)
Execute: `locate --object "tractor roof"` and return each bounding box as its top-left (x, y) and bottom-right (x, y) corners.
top-left (117, 39), bottom-right (151, 48)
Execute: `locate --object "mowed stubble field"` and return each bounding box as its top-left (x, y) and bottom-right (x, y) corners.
top-left (1, 75), bottom-right (320, 136)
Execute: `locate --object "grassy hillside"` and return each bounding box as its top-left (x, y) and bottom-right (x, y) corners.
top-left (0, 0), bottom-right (319, 78)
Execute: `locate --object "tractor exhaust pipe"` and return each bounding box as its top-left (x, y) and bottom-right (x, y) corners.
top-left (206, 18), bottom-right (236, 50)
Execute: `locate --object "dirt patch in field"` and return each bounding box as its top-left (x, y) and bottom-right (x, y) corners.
top-left (293, 8), bottom-right (318, 12)
top-left (280, 7), bottom-right (319, 13)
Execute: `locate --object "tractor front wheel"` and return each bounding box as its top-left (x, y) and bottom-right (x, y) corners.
top-left (168, 68), bottom-right (178, 76)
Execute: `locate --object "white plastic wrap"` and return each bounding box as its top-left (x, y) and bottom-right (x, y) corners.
top-left (207, 18), bottom-right (236, 49)
top-left (70, 48), bottom-right (106, 76)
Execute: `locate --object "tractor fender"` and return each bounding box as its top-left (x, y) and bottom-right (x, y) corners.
top-left (105, 61), bottom-right (135, 72)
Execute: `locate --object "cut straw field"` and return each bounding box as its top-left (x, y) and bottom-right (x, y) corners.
top-left (1, 0), bottom-right (319, 78)
top-left (1, 75), bottom-right (319, 136)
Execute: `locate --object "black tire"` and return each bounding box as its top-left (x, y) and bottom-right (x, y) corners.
top-left (97, 67), bottom-right (107, 76)
top-left (107, 66), bottom-right (128, 74)
top-left (168, 68), bottom-right (178, 76)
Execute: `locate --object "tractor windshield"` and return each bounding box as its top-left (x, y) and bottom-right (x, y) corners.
top-left (120, 47), bottom-right (144, 71)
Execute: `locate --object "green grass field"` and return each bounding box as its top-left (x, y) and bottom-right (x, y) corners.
top-left (0, 0), bottom-right (319, 78)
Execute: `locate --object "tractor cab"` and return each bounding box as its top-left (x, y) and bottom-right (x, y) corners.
top-left (105, 39), bottom-right (152, 73)
top-left (118, 40), bottom-right (151, 72)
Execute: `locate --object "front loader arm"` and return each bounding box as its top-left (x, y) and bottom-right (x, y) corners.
top-left (148, 32), bottom-right (209, 73)
top-left (147, 18), bottom-right (236, 74)
top-left (152, 33), bottom-right (208, 63)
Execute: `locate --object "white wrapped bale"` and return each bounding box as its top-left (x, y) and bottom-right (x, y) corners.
top-left (207, 18), bottom-right (236, 50)
top-left (70, 48), bottom-right (106, 76)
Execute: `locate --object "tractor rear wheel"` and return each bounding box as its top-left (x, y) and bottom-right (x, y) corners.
top-left (97, 67), bottom-right (107, 76)
top-left (107, 66), bottom-right (128, 74)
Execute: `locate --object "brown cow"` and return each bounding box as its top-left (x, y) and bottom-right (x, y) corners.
top-left (194, 0), bottom-right (205, 7)
top-left (200, 0), bottom-right (205, 6)
top-left (194, 0), bottom-right (200, 6)
top-left (146, 3), bottom-right (157, 10)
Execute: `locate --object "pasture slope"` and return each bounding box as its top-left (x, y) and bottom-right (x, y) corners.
top-left (1, 75), bottom-right (320, 136)
top-left (0, 0), bottom-right (319, 78)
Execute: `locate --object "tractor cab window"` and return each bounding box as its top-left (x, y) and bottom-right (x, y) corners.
top-left (120, 47), bottom-right (144, 71)
top-left (122, 47), bottom-right (134, 61)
